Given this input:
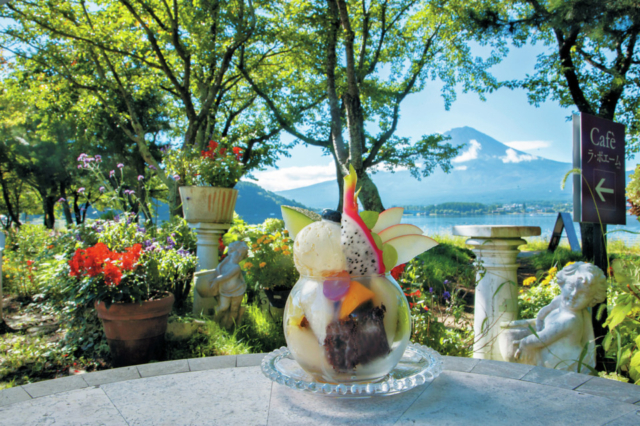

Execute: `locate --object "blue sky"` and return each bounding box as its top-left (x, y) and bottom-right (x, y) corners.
top-left (252, 43), bottom-right (640, 192)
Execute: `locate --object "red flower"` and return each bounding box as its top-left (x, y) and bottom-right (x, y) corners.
top-left (422, 306), bottom-right (429, 312)
top-left (209, 140), bottom-right (219, 150)
top-left (390, 263), bottom-right (406, 280)
top-left (219, 147), bottom-right (227, 157)
top-left (26, 260), bottom-right (34, 266)
top-left (409, 302), bottom-right (415, 309)
top-left (406, 289), bottom-right (421, 298)
top-left (103, 261), bottom-right (122, 286)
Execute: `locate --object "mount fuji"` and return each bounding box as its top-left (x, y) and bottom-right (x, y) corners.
top-left (275, 127), bottom-right (576, 209)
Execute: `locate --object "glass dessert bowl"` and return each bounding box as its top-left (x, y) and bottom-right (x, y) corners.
top-left (283, 272), bottom-right (411, 384)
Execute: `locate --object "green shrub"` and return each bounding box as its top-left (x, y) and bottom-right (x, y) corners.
top-left (239, 304), bottom-right (286, 352)
top-left (526, 248), bottom-right (585, 272)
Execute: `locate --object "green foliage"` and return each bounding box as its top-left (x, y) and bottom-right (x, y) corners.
top-left (526, 249), bottom-right (585, 272)
top-left (163, 143), bottom-right (245, 188)
top-left (518, 281), bottom-right (561, 320)
top-left (602, 258), bottom-right (640, 384)
top-left (224, 218), bottom-right (298, 300)
top-left (238, 304), bottom-right (286, 353)
top-left (403, 242), bottom-right (476, 293)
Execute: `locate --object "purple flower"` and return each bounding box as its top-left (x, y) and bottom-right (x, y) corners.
top-left (114, 214), bottom-right (120, 222)
top-left (77, 164), bottom-right (83, 169)
top-left (77, 187), bottom-right (85, 194)
top-left (443, 291), bottom-right (451, 300)
top-left (143, 239), bottom-right (155, 248)
top-left (172, 174), bottom-right (180, 181)
top-left (136, 226), bottom-right (146, 234)
top-left (99, 186), bottom-right (105, 193)
top-left (166, 236), bottom-right (176, 248)
top-left (124, 190), bottom-right (135, 196)
top-left (95, 155), bottom-right (102, 162)
top-left (58, 198), bottom-right (66, 203)
top-left (109, 170), bottom-right (115, 178)
top-left (74, 233), bottom-right (82, 242)
top-left (429, 287), bottom-right (433, 293)
top-left (117, 163), bottom-right (124, 169)
top-left (148, 165), bottom-right (157, 170)
top-left (177, 247), bottom-right (190, 257)
top-left (77, 154), bottom-right (87, 162)
top-left (443, 280), bottom-right (449, 285)
top-left (137, 175), bottom-right (144, 181)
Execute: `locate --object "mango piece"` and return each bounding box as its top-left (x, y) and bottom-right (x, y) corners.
top-left (339, 280), bottom-right (375, 319)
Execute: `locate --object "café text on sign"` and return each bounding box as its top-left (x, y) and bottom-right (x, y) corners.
top-left (573, 113), bottom-right (626, 225)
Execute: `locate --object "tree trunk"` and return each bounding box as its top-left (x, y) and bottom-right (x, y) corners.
top-left (357, 171), bottom-right (384, 212)
top-left (333, 153), bottom-right (345, 212)
top-left (580, 222), bottom-right (610, 371)
top-left (42, 195), bottom-right (56, 229)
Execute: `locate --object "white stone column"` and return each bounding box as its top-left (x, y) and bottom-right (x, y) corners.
top-left (453, 225), bottom-right (540, 361)
top-left (190, 223), bottom-right (231, 316)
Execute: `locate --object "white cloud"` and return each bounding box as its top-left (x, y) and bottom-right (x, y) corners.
top-left (454, 165), bottom-right (468, 171)
top-left (248, 161), bottom-right (336, 192)
top-left (504, 140), bottom-right (551, 151)
top-left (501, 148), bottom-right (538, 163)
top-left (452, 140), bottom-right (481, 163)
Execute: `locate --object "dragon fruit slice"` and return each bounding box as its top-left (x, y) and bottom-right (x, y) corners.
top-left (341, 165), bottom-right (385, 275)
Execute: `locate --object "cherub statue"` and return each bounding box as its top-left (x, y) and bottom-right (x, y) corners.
top-left (194, 241), bottom-right (249, 329)
top-left (499, 262), bottom-right (607, 372)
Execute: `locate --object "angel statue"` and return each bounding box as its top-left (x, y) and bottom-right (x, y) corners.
top-left (194, 241), bottom-right (249, 329)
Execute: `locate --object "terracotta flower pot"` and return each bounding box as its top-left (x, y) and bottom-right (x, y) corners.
top-left (179, 186), bottom-right (238, 223)
top-left (95, 293), bottom-right (175, 367)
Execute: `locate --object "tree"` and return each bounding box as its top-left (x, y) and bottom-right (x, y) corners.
top-left (239, 0), bottom-right (501, 211)
top-left (469, 0), bottom-right (640, 369)
top-left (0, 0), bottom-right (288, 216)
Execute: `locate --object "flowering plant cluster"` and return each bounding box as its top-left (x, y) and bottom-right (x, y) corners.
top-left (518, 264), bottom-right (565, 319)
top-left (69, 242), bottom-right (142, 287)
top-left (626, 164), bottom-right (640, 219)
top-left (163, 140), bottom-right (245, 188)
top-left (223, 218), bottom-right (298, 301)
top-left (66, 213), bottom-right (197, 306)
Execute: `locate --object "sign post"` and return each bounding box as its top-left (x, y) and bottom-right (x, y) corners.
top-left (573, 113), bottom-right (626, 226)
top-left (573, 112), bottom-right (625, 369)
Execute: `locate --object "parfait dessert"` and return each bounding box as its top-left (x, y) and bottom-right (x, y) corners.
top-left (281, 166), bottom-right (438, 383)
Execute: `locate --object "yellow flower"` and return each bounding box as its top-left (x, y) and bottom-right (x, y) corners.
top-left (274, 247), bottom-right (281, 252)
top-left (541, 278), bottom-right (551, 286)
top-left (259, 262), bottom-right (266, 268)
top-left (282, 238), bottom-right (290, 243)
top-left (523, 277), bottom-right (536, 287)
top-left (282, 250), bottom-right (291, 256)
top-left (257, 237), bottom-right (264, 244)
top-left (244, 262), bottom-right (253, 269)
top-left (548, 266), bottom-right (558, 276)
top-left (519, 289), bottom-right (524, 294)
top-left (283, 229), bottom-right (289, 234)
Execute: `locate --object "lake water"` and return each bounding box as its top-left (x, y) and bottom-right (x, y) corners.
top-left (402, 213), bottom-right (640, 245)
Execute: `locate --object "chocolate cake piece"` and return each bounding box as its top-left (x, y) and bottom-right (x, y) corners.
top-left (323, 302), bottom-right (390, 372)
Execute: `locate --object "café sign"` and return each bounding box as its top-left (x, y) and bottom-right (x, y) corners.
top-left (573, 113), bottom-right (626, 225)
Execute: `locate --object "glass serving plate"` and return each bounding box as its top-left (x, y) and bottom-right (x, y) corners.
top-left (261, 342), bottom-right (443, 398)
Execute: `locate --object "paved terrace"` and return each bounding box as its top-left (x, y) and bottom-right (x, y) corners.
top-left (1, 354), bottom-right (640, 425)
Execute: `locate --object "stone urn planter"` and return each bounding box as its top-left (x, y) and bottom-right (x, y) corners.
top-left (95, 293), bottom-right (175, 367)
top-left (263, 287), bottom-right (291, 309)
top-left (179, 186), bottom-right (238, 223)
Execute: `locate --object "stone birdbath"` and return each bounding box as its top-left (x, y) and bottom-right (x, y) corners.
top-left (452, 225), bottom-right (541, 361)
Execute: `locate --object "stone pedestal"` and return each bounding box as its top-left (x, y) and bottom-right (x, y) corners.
top-left (452, 225), bottom-right (540, 361)
top-left (190, 223), bottom-right (231, 316)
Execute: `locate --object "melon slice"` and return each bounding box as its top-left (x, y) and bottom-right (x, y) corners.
top-left (378, 224), bottom-right (423, 243)
top-left (385, 234), bottom-right (438, 267)
top-left (281, 206), bottom-right (321, 240)
top-left (371, 207), bottom-right (404, 233)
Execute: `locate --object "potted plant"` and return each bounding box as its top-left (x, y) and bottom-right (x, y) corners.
top-left (67, 213), bottom-right (198, 367)
top-left (164, 141), bottom-right (245, 223)
top-left (227, 219), bottom-right (299, 308)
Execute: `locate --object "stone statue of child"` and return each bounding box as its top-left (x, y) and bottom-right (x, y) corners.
top-left (500, 262), bottom-right (607, 371)
top-left (195, 240), bottom-right (249, 329)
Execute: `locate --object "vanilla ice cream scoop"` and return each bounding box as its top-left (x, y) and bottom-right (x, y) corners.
top-left (294, 220), bottom-right (346, 276)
